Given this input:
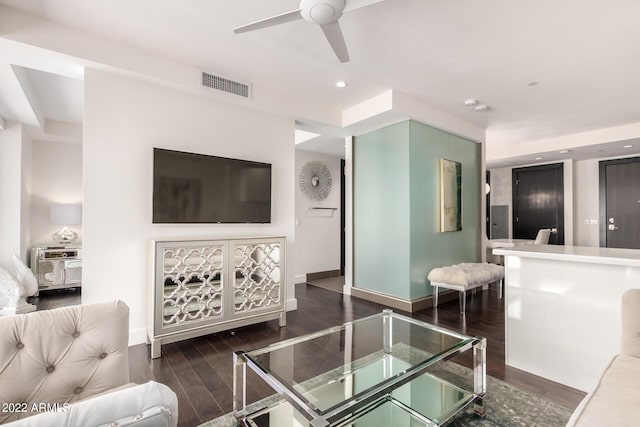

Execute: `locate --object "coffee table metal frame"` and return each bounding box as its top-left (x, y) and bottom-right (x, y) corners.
top-left (233, 309), bottom-right (486, 427)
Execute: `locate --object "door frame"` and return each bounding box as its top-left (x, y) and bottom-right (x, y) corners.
top-left (598, 156), bottom-right (640, 247)
top-left (512, 163), bottom-right (564, 243)
top-left (340, 159), bottom-right (346, 276)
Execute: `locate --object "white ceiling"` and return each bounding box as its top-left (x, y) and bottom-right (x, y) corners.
top-left (23, 67), bottom-right (83, 124)
top-left (488, 138), bottom-right (640, 169)
top-left (0, 60), bottom-right (83, 142)
top-left (2, 0), bottom-right (640, 158)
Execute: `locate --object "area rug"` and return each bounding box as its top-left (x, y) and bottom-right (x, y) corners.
top-left (199, 347), bottom-right (574, 427)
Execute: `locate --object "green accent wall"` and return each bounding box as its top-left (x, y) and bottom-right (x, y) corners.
top-left (353, 121), bottom-right (411, 298)
top-left (354, 120), bottom-right (480, 301)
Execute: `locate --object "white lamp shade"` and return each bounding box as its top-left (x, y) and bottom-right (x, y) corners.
top-left (50, 204), bottom-right (82, 226)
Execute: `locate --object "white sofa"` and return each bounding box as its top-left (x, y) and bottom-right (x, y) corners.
top-left (0, 300), bottom-right (178, 426)
top-left (566, 288), bottom-right (640, 426)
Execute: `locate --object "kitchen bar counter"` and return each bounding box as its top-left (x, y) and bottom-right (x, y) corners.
top-left (486, 238), bottom-right (534, 249)
top-left (493, 244), bottom-right (640, 266)
top-left (493, 244), bottom-right (640, 392)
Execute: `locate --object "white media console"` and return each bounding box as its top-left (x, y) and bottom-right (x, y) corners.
top-left (147, 237), bottom-right (286, 358)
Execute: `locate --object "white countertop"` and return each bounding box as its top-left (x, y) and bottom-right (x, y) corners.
top-left (486, 238), bottom-right (535, 249)
top-left (493, 244), bottom-right (640, 267)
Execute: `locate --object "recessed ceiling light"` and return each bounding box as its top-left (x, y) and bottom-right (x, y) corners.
top-left (528, 81), bottom-right (539, 87)
top-left (473, 104), bottom-right (489, 112)
top-left (559, 149), bottom-right (570, 154)
top-left (535, 157), bottom-right (542, 160)
top-left (336, 81), bottom-right (348, 88)
top-left (623, 144), bottom-right (633, 148)
top-left (463, 99), bottom-right (478, 107)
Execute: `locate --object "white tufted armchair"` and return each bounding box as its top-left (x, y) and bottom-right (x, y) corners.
top-left (0, 300), bottom-right (178, 426)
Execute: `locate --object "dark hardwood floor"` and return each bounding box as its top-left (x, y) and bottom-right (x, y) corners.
top-left (30, 287), bottom-right (81, 311)
top-left (127, 284), bottom-right (586, 427)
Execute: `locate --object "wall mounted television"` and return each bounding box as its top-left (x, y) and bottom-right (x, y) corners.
top-left (153, 148), bottom-right (272, 223)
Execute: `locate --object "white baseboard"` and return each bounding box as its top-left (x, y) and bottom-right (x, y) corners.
top-left (286, 298), bottom-right (298, 311)
top-left (294, 274), bottom-right (307, 284)
top-left (129, 327), bottom-right (148, 346)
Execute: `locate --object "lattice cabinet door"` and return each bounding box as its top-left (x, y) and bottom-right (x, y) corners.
top-left (230, 238), bottom-right (285, 319)
top-left (154, 240), bottom-right (227, 335)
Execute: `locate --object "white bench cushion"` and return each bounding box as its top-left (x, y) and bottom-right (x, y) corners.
top-left (428, 263), bottom-right (504, 290)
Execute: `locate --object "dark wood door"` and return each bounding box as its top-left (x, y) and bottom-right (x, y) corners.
top-left (600, 157), bottom-right (640, 248)
top-left (512, 163), bottom-right (564, 244)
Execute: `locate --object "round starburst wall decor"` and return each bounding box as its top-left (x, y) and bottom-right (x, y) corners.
top-left (299, 161), bottom-right (332, 201)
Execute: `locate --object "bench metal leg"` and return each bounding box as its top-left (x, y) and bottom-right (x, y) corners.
top-left (459, 291), bottom-right (466, 315)
top-left (433, 286), bottom-right (439, 308)
top-left (498, 279), bottom-right (503, 299)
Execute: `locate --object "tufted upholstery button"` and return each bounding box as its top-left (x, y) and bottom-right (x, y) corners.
top-left (99, 352), bottom-right (107, 359)
top-left (72, 331), bottom-right (80, 338)
top-left (74, 387), bottom-right (83, 394)
top-left (107, 423), bottom-right (118, 427)
top-left (133, 414), bottom-right (143, 420)
top-left (16, 342), bottom-right (24, 349)
top-left (46, 365), bottom-right (55, 373)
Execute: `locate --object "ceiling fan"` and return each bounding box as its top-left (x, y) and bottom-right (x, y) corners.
top-left (233, 0), bottom-right (384, 63)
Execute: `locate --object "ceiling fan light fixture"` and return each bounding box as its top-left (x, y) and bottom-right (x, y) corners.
top-left (233, 0), bottom-right (381, 63)
top-left (301, 0), bottom-right (345, 24)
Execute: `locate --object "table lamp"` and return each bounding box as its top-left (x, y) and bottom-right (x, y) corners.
top-left (50, 204), bottom-right (82, 243)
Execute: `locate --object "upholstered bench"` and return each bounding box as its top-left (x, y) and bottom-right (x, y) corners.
top-left (427, 263), bottom-right (505, 315)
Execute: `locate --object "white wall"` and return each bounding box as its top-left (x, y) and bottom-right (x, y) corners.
top-left (574, 159), bottom-right (601, 246)
top-left (83, 69), bottom-right (295, 344)
top-left (489, 167), bottom-right (513, 238)
top-left (30, 140), bottom-right (83, 245)
top-left (0, 121), bottom-right (24, 269)
top-left (20, 130), bottom-right (32, 261)
top-left (294, 150), bottom-right (342, 283)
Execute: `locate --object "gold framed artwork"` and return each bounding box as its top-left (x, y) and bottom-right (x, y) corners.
top-left (440, 159), bottom-right (462, 232)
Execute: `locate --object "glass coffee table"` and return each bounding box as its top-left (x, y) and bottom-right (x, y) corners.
top-left (233, 309), bottom-right (486, 426)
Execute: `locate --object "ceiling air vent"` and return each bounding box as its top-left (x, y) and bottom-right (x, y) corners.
top-left (201, 72), bottom-right (250, 98)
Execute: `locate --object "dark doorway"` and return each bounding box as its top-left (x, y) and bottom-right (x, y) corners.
top-left (599, 157), bottom-right (640, 249)
top-left (340, 159), bottom-right (346, 275)
top-left (512, 163), bottom-right (564, 244)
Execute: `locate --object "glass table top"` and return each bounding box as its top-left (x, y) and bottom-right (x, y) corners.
top-left (241, 363), bottom-right (474, 427)
top-left (242, 310), bottom-right (477, 418)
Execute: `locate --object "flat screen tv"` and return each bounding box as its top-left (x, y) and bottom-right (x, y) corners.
top-left (153, 148), bottom-right (271, 223)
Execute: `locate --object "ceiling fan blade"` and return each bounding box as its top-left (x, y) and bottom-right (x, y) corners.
top-left (344, 0), bottom-right (384, 13)
top-left (234, 9), bottom-right (303, 34)
top-left (320, 22), bottom-right (350, 63)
